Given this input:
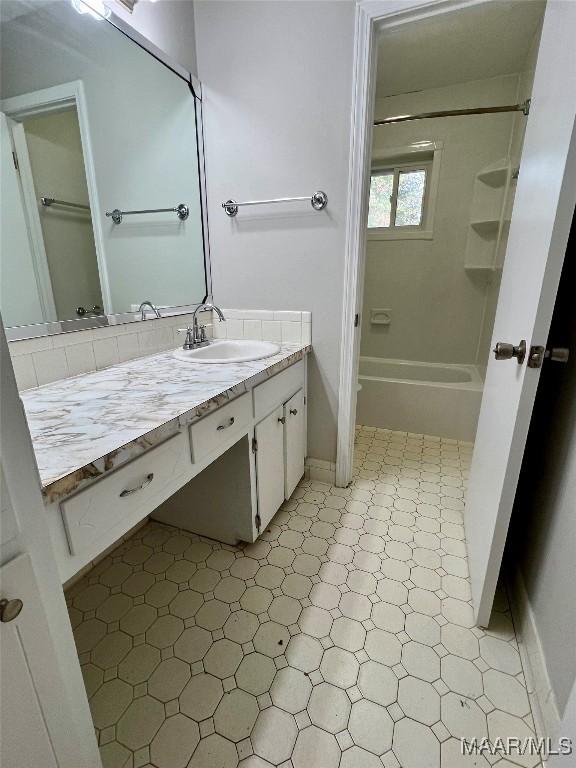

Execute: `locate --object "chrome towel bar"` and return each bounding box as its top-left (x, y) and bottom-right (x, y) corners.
top-left (40, 197), bottom-right (90, 211)
top-left (222, 190), bottom-right (328, 217)
top-left (106, 203), bottom-right (189, 224)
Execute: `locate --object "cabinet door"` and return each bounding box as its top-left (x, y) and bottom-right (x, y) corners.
top-left (284, 389), bottom-right (305, 499)
top-left (255, 406), bottom-right (285, 530)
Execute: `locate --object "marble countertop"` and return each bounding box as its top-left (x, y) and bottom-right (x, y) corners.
top-left (21, 343), bottom-right (310, 502)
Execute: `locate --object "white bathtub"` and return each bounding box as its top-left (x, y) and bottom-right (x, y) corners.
top-left (356, 357), bottom-right (482, 442)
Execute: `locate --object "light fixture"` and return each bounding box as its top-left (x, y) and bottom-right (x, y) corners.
top-left (71, 0), bottom-right (111, 20)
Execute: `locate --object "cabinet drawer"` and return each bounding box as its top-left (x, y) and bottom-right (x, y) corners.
top-left (61, 432), bottom-right (190, 555)
top-left (189, 393), bottom-right (252, 464)
top-left (253, 360), bottom-right (304, 420)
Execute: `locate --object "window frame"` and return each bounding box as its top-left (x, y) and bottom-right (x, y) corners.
top-left (369, 161), bottom-right (430, 231)
top-left (367, 141), bottom-right (442, 241)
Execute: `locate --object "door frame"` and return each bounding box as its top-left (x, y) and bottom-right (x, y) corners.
top-left (2, 80), bottom-right (113, 315)
top-left (336, 0), bottom-right (528, 486)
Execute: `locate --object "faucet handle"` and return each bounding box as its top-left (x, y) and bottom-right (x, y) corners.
top-left (177, 327), bottom-right (195, 350)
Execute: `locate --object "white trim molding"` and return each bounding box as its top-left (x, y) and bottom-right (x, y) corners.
top-left (336, 0), bottom-right (376, 487)
top-left (336, 0), bottom-right (503, 487)
top-left (508, 568), bottom-right (561, 744)
top-left (306, 457), bottom-right (336, 485)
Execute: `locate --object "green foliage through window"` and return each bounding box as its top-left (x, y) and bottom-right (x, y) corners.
top-left (368, 164), bottom-right (428, 229)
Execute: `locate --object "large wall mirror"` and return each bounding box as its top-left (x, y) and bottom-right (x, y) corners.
top-left (0, 0), bottom-right (208, 338)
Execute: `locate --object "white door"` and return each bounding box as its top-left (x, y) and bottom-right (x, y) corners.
top-left (284, 389), bottom-right (305, 499)
top-left (0, 113), bottom-right (55, 327)
top-left (1, 555), bottom-right (63, 768)
top-left (465, 0), bottom-right (576, 626)
top-left (0, 317), bottom-right (101, 767)
top-left (255, 406), bottom-right (285, 530)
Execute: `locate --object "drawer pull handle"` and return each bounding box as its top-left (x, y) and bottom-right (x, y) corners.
top-left (120, 473), bottom-right (154, 497)
top-left (217, 417), bottom-right (235, 431)
top-left (290, 408), bottom-right (298, 415)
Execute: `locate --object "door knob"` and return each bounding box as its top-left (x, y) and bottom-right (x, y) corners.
top-left (0, 597), bottom-right (23, 623)
top-left (493, 340), bottom-right (526, 364)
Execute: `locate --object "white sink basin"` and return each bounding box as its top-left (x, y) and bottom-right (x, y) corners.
top-left (173, 339), bottom-right (280, 364)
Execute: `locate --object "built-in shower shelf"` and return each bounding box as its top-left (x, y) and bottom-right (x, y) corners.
top-left (464, 264), bottom-right (495, 273)
top-left (476, 166), bottom-right (508, 187)
top-left (470, 219), bottom-right (500, 235)
top-left (465, 158), bottom-right (511, 282)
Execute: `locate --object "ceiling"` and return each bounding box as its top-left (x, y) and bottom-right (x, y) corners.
top-left (376, 0), bottom-right (546, 99)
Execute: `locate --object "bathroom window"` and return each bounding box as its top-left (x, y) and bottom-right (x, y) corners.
top-left (367, 145), bottom-right (442, 241)
top-left (368, 162), bottom-right (430, 230)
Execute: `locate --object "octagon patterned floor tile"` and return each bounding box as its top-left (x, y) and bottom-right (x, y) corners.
top-left (66, 427), bottom-right (539, 768)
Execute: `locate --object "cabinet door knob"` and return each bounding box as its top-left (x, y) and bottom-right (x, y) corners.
top-left (290, 408), bottom-right (298, 415)
top-left (0, 598), bottom-right (23, 623)
top-left (278, 416), bottom-right (286, 424)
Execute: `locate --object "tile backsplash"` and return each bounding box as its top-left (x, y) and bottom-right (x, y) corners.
top-left (9, 314), bottom-right (195, 391)
top-left (215, 309), bottom-right (311, 346)
top-left (9, 309), bottom-right (312, 391)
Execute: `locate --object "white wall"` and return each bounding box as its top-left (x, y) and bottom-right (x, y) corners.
top-left (106, 0), bottom-right (197, 75)
top-left (193, 0), bottom-right (355, 464)
top-left (363, 75), bottom-right (517, 365)
top-left (24, 109), bottom-right (103, 320)
top-left (2, 1), bottom-right (205, 316)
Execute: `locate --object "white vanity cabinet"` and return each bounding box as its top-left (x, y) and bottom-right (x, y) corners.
top-left (254, 388), bottom-right (306, 531)
top-left (60, 432), bottom-right (190, 556)
top-left (254, 406), bottom-right (286, 531)
top-left (47, 356), bottom-right (308, 583)
top-left (155, 361), bottom-right (307, 543)
top-left (283, 388), bottom-right (306, 498)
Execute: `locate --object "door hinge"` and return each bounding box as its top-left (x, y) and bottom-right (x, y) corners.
top-left (255, 512), bottom-right (261, 533)
top-left (251, 437), bottom-right (258, 453)
top-left (354, 313), bottom-right (359, 328)
top-left (12, 151), bottom-right (19, 172)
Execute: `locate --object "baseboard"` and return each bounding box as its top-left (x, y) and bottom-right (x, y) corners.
top-left (508, 567), bottom-right (561, 748)
top-left (305, 456), bottom-right (336, 485)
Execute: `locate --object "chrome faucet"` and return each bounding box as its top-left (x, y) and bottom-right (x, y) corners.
top-left (179, 302), bottom-right (226, 350)
top-left (138, 301), bottom-right (161, 320)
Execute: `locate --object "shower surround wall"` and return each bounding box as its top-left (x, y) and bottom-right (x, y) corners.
top-left (363, 74), bottom-right (519, 369)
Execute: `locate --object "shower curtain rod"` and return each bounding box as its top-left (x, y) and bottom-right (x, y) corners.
top-left (373, 98), bottom-right (531, 126)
